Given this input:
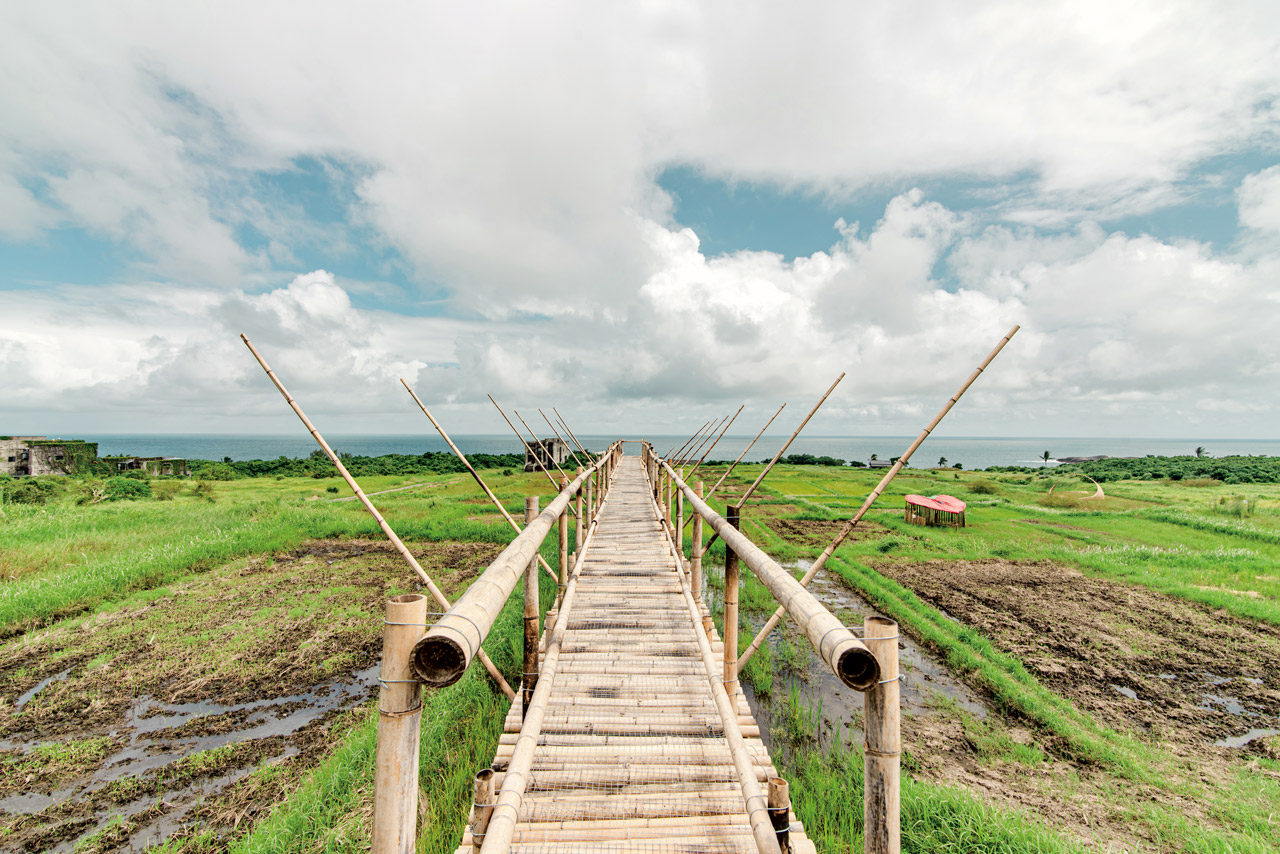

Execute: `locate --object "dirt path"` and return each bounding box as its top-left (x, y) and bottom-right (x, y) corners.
top-left (0, 538), bottom-right (502, 853)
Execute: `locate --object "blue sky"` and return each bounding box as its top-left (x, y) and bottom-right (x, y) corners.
top-left (1, 1), bottom-right (1278, 438)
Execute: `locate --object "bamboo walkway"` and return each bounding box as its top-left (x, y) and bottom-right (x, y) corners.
top-left (456, 456), bottom-right (814, 853)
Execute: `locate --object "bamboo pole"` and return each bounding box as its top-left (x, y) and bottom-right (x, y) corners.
top-left (401, 379), bottom-right (562, 579)
top-left (864, 616), bottom-right (900, 854)
top-left (477, 472), bottom-right (611, 854)
top-left (682, 403), bottom-right (787, 533)
top-left (522, 497), bottom-right (540, 715)
top-left (735, 373), bottom-right (845, 509)
top-left (676, 487), bottom-right (684, 557)
top-left (412, 462), bottom-right (597, 687)
top-left (574, 466), bottom-right (584, 555)
top-left (471, 769), bottom-right (495, 854)
top-left (685, 405), bottom-right (743, 481)
top-left (769, 777), bottom-right (792, 854)
top-left (701, 376), bottom-right (843, 552)
top-left (737, 325), bottom-right (1019, 671)
top-left (241, 336), bottom-right (514, 699)
top-left (552, 407), bottom-right (596, 463)
top-left (682, 415), bottom-right (725, 469)
top-left (661, 459), bottom-right (880, 691)
top-left (539, 408), bottom-right (586, 471)
top-left (692, 481), bottom-right (704, 601)
top-left (666, 419), bottom-right (712, 463)
top-left (488, 394), bottom-right (563, 493)
top-left (557, 475), bottom-right (569, 589)
top-left (372, 593), bottom-right (427, 854)
top-left (515, 409), bottom-right (573, 483)
top-left (724, 504), bottom-right (740, 688)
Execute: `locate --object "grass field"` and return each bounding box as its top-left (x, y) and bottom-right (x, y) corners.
top-left (2, 458), bottom-right (1279, 852)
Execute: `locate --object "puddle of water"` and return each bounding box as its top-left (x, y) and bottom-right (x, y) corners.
top-left (710, 557), bottom-right (994, 761)
top-left (1215, 728), bottom-right (1280, 749)
top-left (1198, 693), bottom-right (1248, 717)
top-left (13, 666), bottom-right (74, 712)
top-left (4, 662), bottom-right (380, 852)
top-left (1110, 684), bottom-right (1139, 701)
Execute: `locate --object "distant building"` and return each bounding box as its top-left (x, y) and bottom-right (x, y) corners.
top-left (868, 459), bottom-right (893, 469)
top-left (525, 438), bottom-right (570, 473)
top-left (0, 436), bottom-right (98, 477)
top-left (105, 456), bottom-right (189, 477)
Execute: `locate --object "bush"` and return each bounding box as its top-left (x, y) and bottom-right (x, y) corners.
top-left (6, 478), bottom-right (57, 505)
top-left (326, 486), bottom-right (339, 494)
top-left (103, 477), bottom-right (152, 501)
top-left (153, 481), bottom-right (182, 501)
top-left (968, 480), bottom-right (1000, 495)
top-left (190, 481), bottom-right (216, 503)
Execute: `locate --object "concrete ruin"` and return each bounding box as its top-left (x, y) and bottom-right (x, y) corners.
top-left (524, 437), bottom-right (571, 472)
top-left (0, 436), bottom-right (99, 477)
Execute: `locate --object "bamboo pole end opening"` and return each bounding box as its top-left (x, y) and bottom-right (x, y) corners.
top-left (834, 641), bottom-right (882, 692)
top-left (411, 634), bottom-right (467, 687)
top-left (389, 593), bottom-right (427, 606)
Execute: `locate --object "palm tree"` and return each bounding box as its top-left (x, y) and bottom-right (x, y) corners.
top-left (1195, 446), bottom-right (1206, 458)
top-left (1042, 451), bottom-right (1051, 467)
top-left (870, 453), bottom-right (878, 462)
top-left (938, 456), bottom-right (948, 468)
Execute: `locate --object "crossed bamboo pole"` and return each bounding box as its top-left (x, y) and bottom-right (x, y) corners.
top-left (552, 407), bottom-right (595, 463)
top-left (399, 380), bottom-right (559, 584)
top-left (516, 409), bottom-right (574, 483)
top-left (665, 420), bottom-right (711, 461)
top-left (702, 373), bottom-right (844, 552)
top-left (684, 404), bottom-right (743, 480)
top-left (487, 396), bottom-right (575, 511)
top-left (680, 415), bottom-right (727, 473)
top-left (737, 325), bottom-right (1020, 671)
top-left (240, 335), bottom-right (515, 700)
top-left (539, 408), bottom-right (586, 471)
top-left (682, 403), bottom-right (786, 530)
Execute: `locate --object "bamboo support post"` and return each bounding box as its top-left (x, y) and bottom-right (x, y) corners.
top-left (676, 488), bottom-right (684, 558)
top-left (662, 459), bottom-right (880, 690)
top-left (557, 476), bottom-right (569, 589)
top-left (692, 481), bottom-right (704, 600)
top-left (372, 593), bottom-right (427, 854)
top-left (681, 415), bottom-right (724, 471)
top-left (724, 505), bottom-right (740, 689)
top-left (769, 777), bottom-right (792, 854)
top-left (737, 325), bottom-right (1020, 672)
top-left (411, 464), bottom-right (596, 687)
top-left (736, 373), bottom-right (844, 509)
top-left (573, 466), bottom-right (584, 556)
top-left (242, 337), bottom-right (515, 699)
top-left (585, 475), bottom-right (594, 528)
top-left (522, 497), bottom-right (540, 715)
top-left (471, 769), bottom-right (495, 854)
top-left (864, 617), bottom-right (901, 854)
top-left (402, 379), bottom-right (561, 580)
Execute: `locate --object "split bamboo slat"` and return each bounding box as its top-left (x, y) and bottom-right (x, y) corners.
top-left (455, 454), bottom-right (815, 854)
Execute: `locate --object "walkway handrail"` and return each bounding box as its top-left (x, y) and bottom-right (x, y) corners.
top-left (655, 451), bottom-right (882, 691)
top-left (411, 442), bottom-right (622, 687)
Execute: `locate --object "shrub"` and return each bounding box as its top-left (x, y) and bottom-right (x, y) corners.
top-left (199, 463), bottom-right (240, 481)
top-left (7, 478), bottom-right (57, 505)
top-left (325, 486), bottom-right (339, 494)
top-left (103, 477), bottom-right (152, 501)
top-left (152, 481), bottom-right (182, 501)
top-left (968, 480), bottom-right (1000, 495)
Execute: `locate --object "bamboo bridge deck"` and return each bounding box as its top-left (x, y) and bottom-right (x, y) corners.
top-left (456, 455), bottom-right (814, 853)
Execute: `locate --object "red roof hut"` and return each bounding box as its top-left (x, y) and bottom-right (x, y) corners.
top-left (904, 494), bottom-right (967, 527)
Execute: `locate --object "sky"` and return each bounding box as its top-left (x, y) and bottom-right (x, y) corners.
top-left (1, 1), bottom-right (1278, 440)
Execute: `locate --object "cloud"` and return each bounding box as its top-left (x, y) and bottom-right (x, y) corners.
top-left (1238, 166), bottom-right (1280, 234)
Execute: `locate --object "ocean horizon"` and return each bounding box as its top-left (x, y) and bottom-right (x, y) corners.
top-left (59, 434), bottom-right (1280, 471)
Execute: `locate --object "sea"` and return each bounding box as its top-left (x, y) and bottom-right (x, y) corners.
top-left (72, 434), bottom-right (1280, 471)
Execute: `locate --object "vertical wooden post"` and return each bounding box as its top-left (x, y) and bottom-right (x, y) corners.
top-left (574, 466), bottom-right (584, 556)
top-left (676, 487), bottom-right (684, 558)
top-left (691, 481), bottom-right (704, 599)
top-left (768, 776), bottom-right (792, 854)
top-left (471, 768), bottom-right (495, 853)
top-left (864, 616), bottom-right (900, 854)
top-left (372, 593), bottom-right (427, 854)
top-left (558, 475), bottom-right (569, 589)
top-left (522, 496), bottom-right (540, 716)
top-left (724, 505), bottom-right (740, 689)
top-left (585, 475), bottom-right (594, 528)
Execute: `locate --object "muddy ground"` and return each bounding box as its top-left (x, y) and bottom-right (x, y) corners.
top-left (765, 516), bottom-right (886, 547)
top-left (878, 559), bottom-right (1280, 752)
top-left (0, 539), bottom-right (502, 853)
